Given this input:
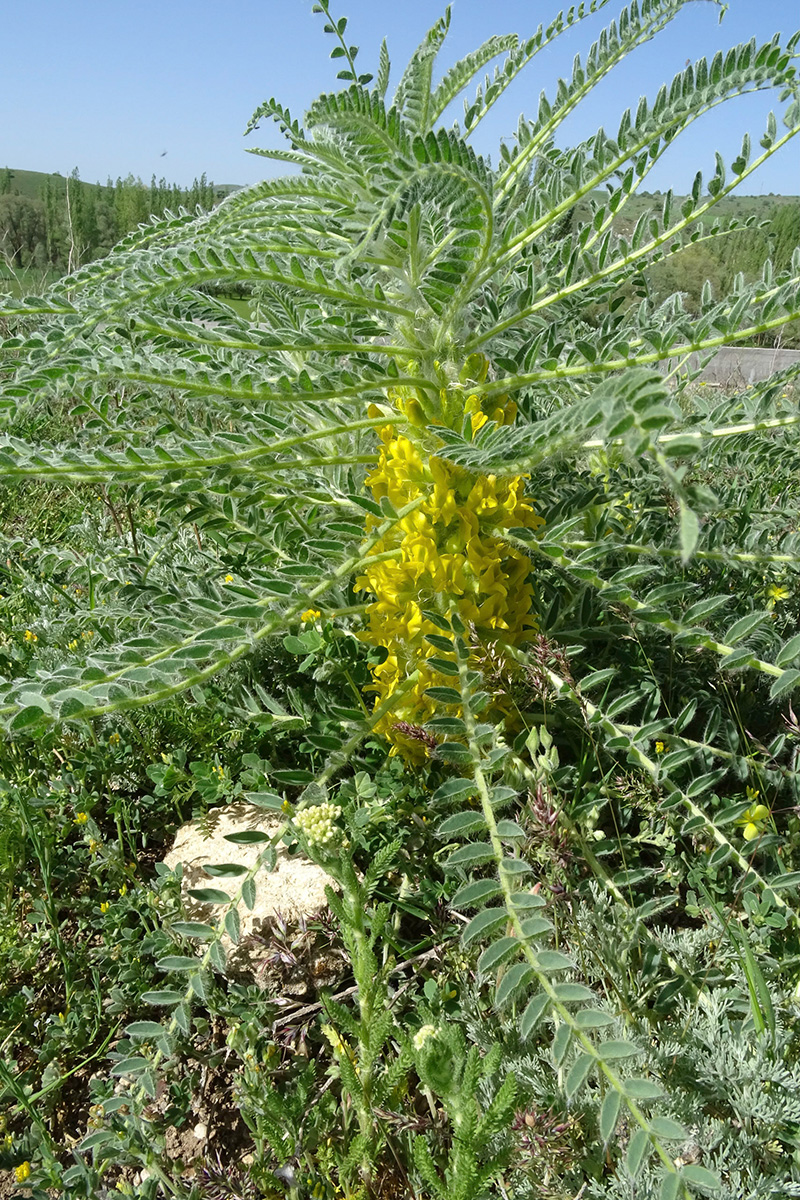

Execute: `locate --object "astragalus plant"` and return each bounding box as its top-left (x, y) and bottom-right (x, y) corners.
top-left (2, 1), bottom-right (800, 1197)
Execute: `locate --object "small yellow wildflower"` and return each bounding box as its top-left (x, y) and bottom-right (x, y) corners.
top-left (2, 1132), bottom-right (12, 1149)
top-left (119, 884), bottom-right (128, 897)
top-left (655, 741), bottom-right (666, 754)
top-left (81, 629), bottom-right (95, 640)
top-left (74, 812), bottom-right (89, 825)
top-left (300, 608), bottom-right (322, 623)
top-left (88, 838), bottom-right (101, 855)
top-left (108, 732), bottom-right (121, 746)
top-left (100, 901), bottom-right (110, 914)
top-left (738, 788), bottom-right (770, 842)
top-left (15, 1162), bottom-right (31, 1183)
top-left (67, 639), bottom-right (79, 651)
top-left (24, 629), bottom-right (37, 643)
top-left (223, 574), bottom-right (234, 583)
top-left (767, 583), bottom-right (790, 607)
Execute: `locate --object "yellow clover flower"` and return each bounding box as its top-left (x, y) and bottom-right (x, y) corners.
top-left (15, 1162), bottom-right (32, 1183)
top-left (300, 608), bottom-right (322, 623)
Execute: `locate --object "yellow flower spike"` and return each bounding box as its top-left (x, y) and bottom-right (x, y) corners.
top-left (356, 368), bottom-right (544, 759)
top-left (15, 1162), bottom-right (32, 1183)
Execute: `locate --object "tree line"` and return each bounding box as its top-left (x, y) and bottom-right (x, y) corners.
top-left (0, 168), bottom-right (221, 272)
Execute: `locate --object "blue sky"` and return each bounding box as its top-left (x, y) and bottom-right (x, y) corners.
top-left (3, 0), bottom-right (798, 195)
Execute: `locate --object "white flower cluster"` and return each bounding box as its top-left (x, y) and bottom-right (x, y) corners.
top-left (294, 802), bottom-right (344, 850)
top-left (412, 1024), bottom-right (437, 1051)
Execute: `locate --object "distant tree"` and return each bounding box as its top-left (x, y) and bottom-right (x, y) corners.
top-left (0, 194), bottom-right (46, 267)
